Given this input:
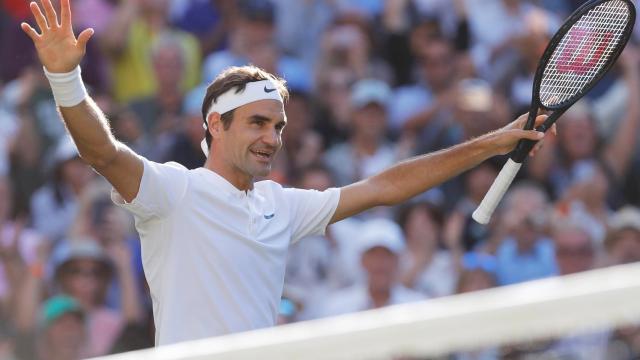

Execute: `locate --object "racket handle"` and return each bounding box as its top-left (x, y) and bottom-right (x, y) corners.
top-left (472, 159), bottom-right (522, 224)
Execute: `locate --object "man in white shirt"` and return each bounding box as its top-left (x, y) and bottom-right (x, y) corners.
top-left (22, 0), bottom-right (549, 346)
top-left (319, 219), bottom-right (425, 318)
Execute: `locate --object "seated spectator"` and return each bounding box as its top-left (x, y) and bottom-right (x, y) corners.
top-left (605, 206), bottom-right (640, 266)
top-left (284, 165), bottom-right (363, 320)
top-left (50, 240), bottom-right (123, 357)
top-left (103, 0), bottom-right (201, 103)
top-left (318, 218), bottom-right (424, 317)
top-left (30, 137), bottom-right (94, 244)
top-left (494, 183), bottom-right (558, 286)
top-left (397, 201), bottom-right (458, 298)
top-left (455, 252), bottom-right (498, 294)
top-left (36, 295), bottom-right (87, 360)
top-left (552, 222), bottom-right (598, 276)
top-left (324, 78), bottom-right (399, 187)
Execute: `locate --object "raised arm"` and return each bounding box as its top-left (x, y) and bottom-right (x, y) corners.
top-left (602, 47), bottom-right (640, 180)
top-left (330, 114), bottom-right (548, 223)
top-left (21, 0), bottom-right (142, 202)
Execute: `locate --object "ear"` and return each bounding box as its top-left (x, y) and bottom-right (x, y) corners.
top-left (207, 112), bottom-right (223, 139)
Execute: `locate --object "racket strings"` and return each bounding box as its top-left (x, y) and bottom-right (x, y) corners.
top-left (540, 0), bottom-right (630, 107)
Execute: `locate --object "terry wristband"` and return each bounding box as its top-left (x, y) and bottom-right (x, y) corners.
top-left (43, 65), bottom-right (88, 107)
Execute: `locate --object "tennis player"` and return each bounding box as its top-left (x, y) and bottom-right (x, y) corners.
top-left (22, 0), bottom-right (549, 346)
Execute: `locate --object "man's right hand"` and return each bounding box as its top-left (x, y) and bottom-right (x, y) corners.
top-left (21, 0), bottom-right (94, 73)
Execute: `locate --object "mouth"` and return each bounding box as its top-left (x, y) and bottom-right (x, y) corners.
top-left (250, 149), bottom-right (274, 163)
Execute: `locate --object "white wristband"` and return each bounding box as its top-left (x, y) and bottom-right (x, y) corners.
top-left (43, 66), bottom-right (88, 107)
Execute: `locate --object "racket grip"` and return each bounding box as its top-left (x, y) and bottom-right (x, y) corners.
top-left (472, 159), bottom-right (522, 224)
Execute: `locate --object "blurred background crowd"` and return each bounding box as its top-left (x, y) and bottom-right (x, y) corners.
top-left (1, 0), bottom-right (640, 359)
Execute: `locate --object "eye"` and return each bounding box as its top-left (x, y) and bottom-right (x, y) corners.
top-left (252, 119), bottom-right (266, 127)
top-left (276, 123), bottom-right (286, 132)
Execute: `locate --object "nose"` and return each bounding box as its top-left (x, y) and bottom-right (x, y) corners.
top-left (263, 127), bottom-right (280, 148)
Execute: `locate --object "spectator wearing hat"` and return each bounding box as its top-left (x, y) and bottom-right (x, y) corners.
top-left (12, 295), bottom-right (89, 360)
top-left (317, 218), bottom-right (424, 318)
top-left (605, 206), bottom-right (640, 266)
top-left (30, 137), bottom-right (94, 243)
top-left (542, 222), bottom-right (609, 360)
top-left (36, 295), bottom-right (87, 360)
top-left (323, 78), bottom-right (400, 188)
top-left (603, 208), bottom-right (640, 358)
top-left (50, 240), bottom-right (124, 357)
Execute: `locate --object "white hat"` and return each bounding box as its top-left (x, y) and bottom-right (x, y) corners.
top-left (358, 218), bottom-right (405, 255)
top-left (351, 79), bottom-right (391, 109)
top-left (609, 206), bottom-right (640, 233)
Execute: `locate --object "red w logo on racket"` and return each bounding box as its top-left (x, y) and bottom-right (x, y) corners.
top-left (556, 28), bottom-right (614, 75)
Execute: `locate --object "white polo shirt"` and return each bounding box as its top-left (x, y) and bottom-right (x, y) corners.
top-left (111, 158), bottom-right (340, 345)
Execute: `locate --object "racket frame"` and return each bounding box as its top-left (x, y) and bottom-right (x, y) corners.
top-left (513, 0), bottom-right (636, 163)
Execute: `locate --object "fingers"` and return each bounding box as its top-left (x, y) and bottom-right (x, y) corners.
top-left (21, 22), bottom-right (41, 41)
top-left (60, 0), bottom-right (71, 28)
top-left (77, 28), bottom-right (95, 49)
top-left (30, 2), bottom-right (49, 32)
top-left (41, 0), bottom-right (60, 28)
top-left (533, 114), bottom-right (548, 128)
top-left (516, 129), bottom-right (545, 141)
top-left (529, 141), bottom-right (544, 157)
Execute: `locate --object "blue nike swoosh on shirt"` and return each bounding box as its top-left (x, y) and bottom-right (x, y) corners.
top-left (264, 213), bottom-right (275, 219)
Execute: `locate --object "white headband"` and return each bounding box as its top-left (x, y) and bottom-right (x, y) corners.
top-left (201, 79), bottom-right (283, 157)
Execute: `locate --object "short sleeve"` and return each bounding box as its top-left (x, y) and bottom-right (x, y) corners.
top-left (284, 187), bottom-right (340, 243)
top-left (111, 158), bottom-right (189, 220)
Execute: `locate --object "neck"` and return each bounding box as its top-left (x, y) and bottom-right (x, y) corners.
top-left (353, 134), bottom-right (379, 155)
top-left (204, 156), bottom-right (254, 191)
top-left (368, 285), bottom-right (391, 308)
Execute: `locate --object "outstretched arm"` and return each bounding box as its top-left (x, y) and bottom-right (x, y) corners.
top-left (21, 0), bottom-right (142, 202)
top-left (330, 114), bottom-right (548, 223)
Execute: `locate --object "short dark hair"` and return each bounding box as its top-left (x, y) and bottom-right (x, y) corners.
top-left (201, 66), bottom-right (289, 151)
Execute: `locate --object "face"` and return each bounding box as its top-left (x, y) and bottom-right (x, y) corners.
top-left (419, 40), bottom-right (455, 92)
top-left (404, 205), bottom-right (439, 251)
top-left (59, 259), bottom-right (110, 306)
top-left (361, 247), bottom-right (398, 293)
top-left (608, 229), bottom-right (640, 265)
top-left (559, 116), bottom-right (597, 161)
top-left (211, 100), bottom-right (286, 179)
top-left (152, 45), bottom-right (184, 87)
top-left (554, 228), bottom-right (594, 275)
top-left (60, 158), bottom-right (94, 192)
top-left (44, 313), bottom-right (85, 359)
top-left (352, 103), bottom-right (386, 141)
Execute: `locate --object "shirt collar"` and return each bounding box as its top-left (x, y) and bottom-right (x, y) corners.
top-left (195, 167), bottom-right (254, 198)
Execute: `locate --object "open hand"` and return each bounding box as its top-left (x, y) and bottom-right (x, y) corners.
top-left (21, 0), bottom-right (94, 73)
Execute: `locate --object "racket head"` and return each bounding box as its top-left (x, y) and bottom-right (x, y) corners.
top-left (528, 0), bottom-right (635, 123)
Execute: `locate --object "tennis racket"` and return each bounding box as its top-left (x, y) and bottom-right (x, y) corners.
top-left (472, 0), bottom-right (636, 225)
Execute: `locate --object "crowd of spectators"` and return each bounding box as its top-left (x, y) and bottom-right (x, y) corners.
top-left (1, 0), bottom-right (640, 358)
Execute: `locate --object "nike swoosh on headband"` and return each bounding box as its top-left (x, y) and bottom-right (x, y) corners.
top-left (264, 213), bottom-right (275, 219)
top-left (264, 86), bottom-right (277, 93)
